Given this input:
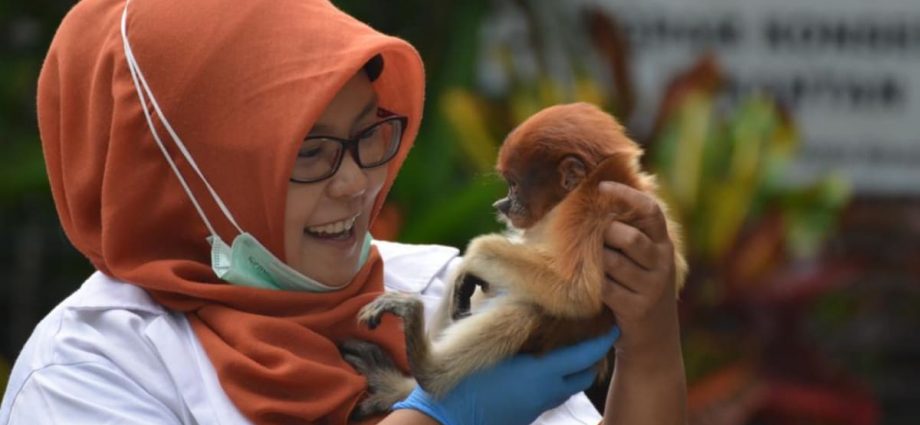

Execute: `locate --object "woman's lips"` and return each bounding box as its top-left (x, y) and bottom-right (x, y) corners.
top-left (305, 214), bottom-right (358, 235)
top-left (304, 222), bottom-right (358, 250)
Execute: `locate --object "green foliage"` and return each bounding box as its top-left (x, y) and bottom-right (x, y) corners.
top-left (0, 2), bottom-right (68, 205)
top-left (0, 355), bottom-right (7, 395)
top-left (399, 176), bottom-right (506, 247)
top-left (651, 92), bottom-right (849, 265)
top-left (0, 137), bottom-right (48, 203)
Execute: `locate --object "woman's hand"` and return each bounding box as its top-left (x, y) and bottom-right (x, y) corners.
top-left (598, 181), bottom-right (680, 353)
top-left (389, 327), bottom-right (620, 425)
top-left (597, 181), bottom-right (687, 425)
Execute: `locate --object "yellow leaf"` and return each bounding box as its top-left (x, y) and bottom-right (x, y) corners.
top-left (440, 88), bottom-right (499, 172)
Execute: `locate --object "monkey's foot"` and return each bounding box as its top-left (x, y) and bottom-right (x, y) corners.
top-left (340, 339), bottom-right (416, 420)
top-left (358, 292), bottom-right (422, 330)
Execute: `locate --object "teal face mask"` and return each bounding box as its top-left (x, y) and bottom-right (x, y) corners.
top-left (209, 232), bottom-right (372, 292)
top-left (120, 4), bottom-right (368, 292)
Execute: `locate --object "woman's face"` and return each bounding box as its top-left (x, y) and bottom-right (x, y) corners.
top-left (284, 72), bottom-right (388, 287)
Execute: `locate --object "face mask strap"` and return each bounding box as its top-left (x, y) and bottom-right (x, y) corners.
top-left (120, 0), bottom-right (243, 238)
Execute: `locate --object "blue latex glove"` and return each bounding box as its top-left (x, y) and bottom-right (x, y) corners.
top-left (393, 326), bottom-right (620, 425)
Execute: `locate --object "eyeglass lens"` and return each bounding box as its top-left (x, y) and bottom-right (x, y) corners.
top-left (292, 118), bottom-right (401, 182)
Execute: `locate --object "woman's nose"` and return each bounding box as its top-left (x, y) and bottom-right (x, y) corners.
top-left (328, 154), bottom-right (368, 198)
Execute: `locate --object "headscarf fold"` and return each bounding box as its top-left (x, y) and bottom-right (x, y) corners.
top-left (38, 0), bottom-right (425, 423)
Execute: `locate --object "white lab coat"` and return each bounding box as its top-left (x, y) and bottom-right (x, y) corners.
top-left (0, 241), bottom-right (602, 424)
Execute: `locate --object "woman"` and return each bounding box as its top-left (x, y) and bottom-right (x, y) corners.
top-left (0, 0), bottom-right (686, 424)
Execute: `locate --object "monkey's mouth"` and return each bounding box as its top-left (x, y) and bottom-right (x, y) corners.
top-left (497, 212), bottom-right (524, 229)
top-left (503, 211), bottom-right (530, 229)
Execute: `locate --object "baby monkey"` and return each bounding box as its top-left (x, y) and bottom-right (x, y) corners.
top-left (343, 102), bottom-right (687, 418)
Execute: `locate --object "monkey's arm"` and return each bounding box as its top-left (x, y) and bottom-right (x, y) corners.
top-left (425, 301), bottom-right (543, 396)
top-left (429, 268), bottom-right (494, 338)
top-left (460, 234), bottom-right (604, 318)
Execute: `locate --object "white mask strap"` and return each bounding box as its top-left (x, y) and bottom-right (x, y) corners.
top-left (120, 0), bottom-right (243, 237)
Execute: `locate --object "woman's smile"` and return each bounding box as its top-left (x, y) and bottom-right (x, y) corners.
top-left (305, 214), bottom-right (359, 238)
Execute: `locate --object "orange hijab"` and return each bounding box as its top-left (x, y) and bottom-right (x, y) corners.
top-left (38, 0), bottom-right (424, 423)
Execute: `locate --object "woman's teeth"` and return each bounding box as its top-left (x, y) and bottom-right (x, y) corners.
top-left (306, 216), bottom-right (357, 237)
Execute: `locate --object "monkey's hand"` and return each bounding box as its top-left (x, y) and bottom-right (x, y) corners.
top-left (392, 327), bottom-right (620, 425)
top-left (448, 273), bottom-right (489, 321)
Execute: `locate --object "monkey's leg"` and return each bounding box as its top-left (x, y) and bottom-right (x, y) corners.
top-left (359, 292), bottom-right (436, 390)
top-left (339, 339), bottom-right (417, 420)
top-left (421, 301), bottom-right (541, 396)
top-left (361, 293), bottom-right (539, 397)
top-left (426, 285), bottom-right (453, 340)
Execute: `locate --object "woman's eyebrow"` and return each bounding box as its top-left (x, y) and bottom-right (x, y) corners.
top-left (306, 95), bottom-right (379, 137)
top-left (308, 123), bottom-right (335, 136)
top-left (356, 95), bottom-right (379, 121)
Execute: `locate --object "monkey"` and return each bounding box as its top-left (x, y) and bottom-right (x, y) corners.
top-left (343, 102), bottom-right (687, 419)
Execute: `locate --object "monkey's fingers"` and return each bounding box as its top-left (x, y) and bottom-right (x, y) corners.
top-left (451, 273), bottom-right (487, 320)
top-left (358, 293), bottom-right (424, 332)
top-left (598, 182), bottom-right (669, 244)
top-left (357, 295), bottom-right (397, 330)
top-left (365, 317), bottom-right (382, 330)
top-left (339, 339), bottom-right (397, 373)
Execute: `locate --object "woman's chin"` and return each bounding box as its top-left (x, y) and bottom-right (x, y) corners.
top-left (321, 268), bottom-right (358, 288)
top-left (290, 270), bottom-right (352, 289)
top-left (295, 254), bottom-right (360, 288)
top-left (298, 226), bottom-right (370, 283)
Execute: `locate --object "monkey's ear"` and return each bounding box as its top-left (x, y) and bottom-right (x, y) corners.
top-left (558, 156), bottom-right (587, 191)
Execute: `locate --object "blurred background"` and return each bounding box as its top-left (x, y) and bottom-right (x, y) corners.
top-left (2, 0), bottom-right (919, 423)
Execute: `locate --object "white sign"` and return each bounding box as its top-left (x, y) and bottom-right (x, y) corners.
top-left (593, 0), bottom-right (920, 194)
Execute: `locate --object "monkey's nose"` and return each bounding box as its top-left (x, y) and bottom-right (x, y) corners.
top-left (493, 198), bottom-right (511, 215)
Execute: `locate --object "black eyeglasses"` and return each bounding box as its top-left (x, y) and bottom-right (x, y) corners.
top-left (290, 112), bottom-right (408, 183)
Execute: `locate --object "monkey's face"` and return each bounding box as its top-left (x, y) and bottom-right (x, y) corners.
top-left (492, 179), bottom-right (531, 229)
top-left (494, 157), bottom-right (570, 229)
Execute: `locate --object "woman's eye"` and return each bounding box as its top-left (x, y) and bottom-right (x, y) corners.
top-left (299, 147), bottom-right (322, 158)
top-left (359, 125), bottom-right (380, 140)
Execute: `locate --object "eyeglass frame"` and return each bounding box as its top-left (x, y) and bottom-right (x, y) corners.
top-left (289, 108), bottom-right (408, 184)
